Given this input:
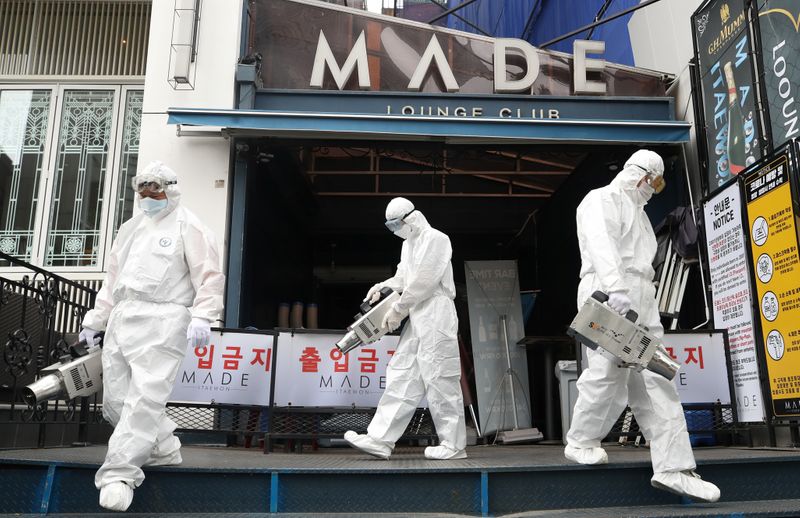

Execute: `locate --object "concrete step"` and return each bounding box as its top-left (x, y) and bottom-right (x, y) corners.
top-left (1, 445), bottom-right (799, 516)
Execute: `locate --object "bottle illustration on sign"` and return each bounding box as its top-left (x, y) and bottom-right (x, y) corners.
top-left (723, 62), bottom-right (748, 176)
top-left (488, 321), bottom-right (498, 340)
top-left (478, 315), bottom-right (487, 342)
top-left (767, 330), bottom-right (784, 361)
top-left (508, 315), bottom-right (518, 338)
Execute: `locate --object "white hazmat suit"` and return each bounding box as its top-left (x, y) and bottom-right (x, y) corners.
top-left (344, 197), bottom-right (467, 460)
top-left (565, 150), bottom-right (720, 503)
top-left (81, 161), bottom-right (224, 511)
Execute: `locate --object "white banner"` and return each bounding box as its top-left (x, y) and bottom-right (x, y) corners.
top-left (663, 332), bottom-right (731, 405)
top-left (169, 330), bottom-right (275, 406)
top-left (465, 260), bottom-right (531, 435)
top-left (703, 182), bottom-right (766, 421)
top-left (273, 331), bottom-right (402, 407)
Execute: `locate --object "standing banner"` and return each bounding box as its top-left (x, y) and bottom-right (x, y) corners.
top-left (702, 181), bottom-right (766, 421)
top-left (465, 260), bottom-right (531, 436)
top-left (744, 146), bottom-right (800, 417)
top-left (693, 0), bottom-right (764, 192)
top-left (272, 331), bottom-right (401, 407)
top-left (170, 329), bottom-right (276, 406)
top-left (663, 331), bottom-right (734, 406)
top-left (757, 1), bottom-right (800, 149)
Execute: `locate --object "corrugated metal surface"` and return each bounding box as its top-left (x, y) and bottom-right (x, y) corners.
top-left (0, 0), bottom-right (151, 76)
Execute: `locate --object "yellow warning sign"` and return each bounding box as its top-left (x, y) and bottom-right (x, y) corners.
top-left (745, 151), bottom-right (800, 417)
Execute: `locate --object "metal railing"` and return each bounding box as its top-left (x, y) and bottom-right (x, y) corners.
top-left (0, 251), bottom-right (107, 448)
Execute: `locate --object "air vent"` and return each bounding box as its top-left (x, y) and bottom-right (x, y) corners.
top-left (358, 322), bottom-right (372, 337)
top-left (70, 367), bottom-right (84, 391)
top-left (637, 336), bottom-right (652, 359)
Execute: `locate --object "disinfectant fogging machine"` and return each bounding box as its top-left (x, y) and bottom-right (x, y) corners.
top-left (23, 336), bottom-right (104, 407)
top-left (336, 287), bottom-right (401, 354)
top-left (568, 291), bottom-right (680, 380)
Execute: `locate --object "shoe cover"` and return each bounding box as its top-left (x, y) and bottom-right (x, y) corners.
top-left (99, 481), bottom-right (134, 511)
top-left (144, 435), bottom-right (182, 467)
top-left (344, 430), bottom-right (391, 459)
top-left (564, 444), bottom-right (608, 465)
top-left (651, 470), bottom-right (720, 503)
top-left (144, 448), bottom-right (182, 467)
top-left (424, 445), bottom-right (467, 460)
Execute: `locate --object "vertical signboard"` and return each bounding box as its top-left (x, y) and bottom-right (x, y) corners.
top-left (465, 260), bottom-right (531, 435)
top-left (693, 0), bottom-right (764, 192)
top-left (745, 147), bottom-right (800, 417)
top-left (702, 181), bottom-right (766, 421)
top-left (757, 1), bottom-right (800, 149)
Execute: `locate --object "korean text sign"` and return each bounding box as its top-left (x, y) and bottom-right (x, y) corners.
top-left (273, 331), bottom-right (402, 407)
top-left (662, 332), bottom-right (732, 405)
top-left (745, 149), bottom-right (800, 417)
top-left (702, 181), bottom-right (765, 421)
top-left (169, 330), bottom-right (275, 406)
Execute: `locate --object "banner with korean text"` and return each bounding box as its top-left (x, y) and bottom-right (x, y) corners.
top-left (169, 329), bottom-right (276, 406)
top-left (745, 146), bottom-right (800, 417)
top-left (273, 331), bottom-right (402, 407)
top-left (663, 331), bottom-right (733, 406)
top-left (702, 181), bottom-right (765, 421)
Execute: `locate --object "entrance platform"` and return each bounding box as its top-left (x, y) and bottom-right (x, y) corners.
top-left (1, 444), bottom-right (799, 516)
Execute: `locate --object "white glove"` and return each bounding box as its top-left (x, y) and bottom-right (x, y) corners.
top-left (79, 327), bottom-right (100, 345)
top-left (187, 317), bottom-right (212, 347)
top-left (381, 307), bottom-right (406, 332)
top-left (607, 291), bottom-right (632, 315)
top-left (364, 283), bottom-right (384, 304)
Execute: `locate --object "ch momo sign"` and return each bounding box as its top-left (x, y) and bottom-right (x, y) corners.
top-left (310, 31), bottom-right (608, 96)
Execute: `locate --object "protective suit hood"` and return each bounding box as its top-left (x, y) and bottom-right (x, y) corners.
top-left (403, 210), bottom-right (430, 240)
top-left (385, 197), bottom-right (430, 240)
top-left (137, 161), bottom-right (181, 221)
top-left (610, 149), bottom-right (664, 206)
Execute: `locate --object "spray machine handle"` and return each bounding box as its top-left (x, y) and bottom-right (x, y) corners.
top-left (590, 291), bottom-right (638, 322)
top-left (69, 333), bottom-right (105, 358)
top-left (358, 286), bottom-right (396, 315)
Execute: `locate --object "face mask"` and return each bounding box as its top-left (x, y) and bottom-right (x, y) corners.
top-left (139, 197), bottom-right (168, 216)
top-left (393, 223), bottom-right (413, 240)
top-left (635, 182), bottom-right (656, 204)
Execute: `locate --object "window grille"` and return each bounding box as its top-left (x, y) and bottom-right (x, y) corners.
top-left (0, 0), bottom-right (151, 77)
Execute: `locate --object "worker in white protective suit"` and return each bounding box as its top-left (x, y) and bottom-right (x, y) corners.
top-left (79, 160), bottom-right (225, 511)
top-left (344, 197), bottom-right (467, 460)
top-left (565, 150), bottom-right (720, 503)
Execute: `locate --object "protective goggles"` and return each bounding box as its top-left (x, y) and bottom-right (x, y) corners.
top-left (642, 173), bottom-right (666, 194)
top-left (631, 164), bottom-right (666, 194)
top-left (385, 209), bottom-right (415, 232)
top-left (131, 174), bottom-right (176, 194)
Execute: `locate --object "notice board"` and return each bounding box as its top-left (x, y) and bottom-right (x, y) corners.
top-left (744, 145), bottom-right (800, 417)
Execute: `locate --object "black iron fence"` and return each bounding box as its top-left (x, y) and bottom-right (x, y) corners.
top-left (0, 252), bottom-right (107, 448)
top-left (607, 402), bottom-right (749, 447)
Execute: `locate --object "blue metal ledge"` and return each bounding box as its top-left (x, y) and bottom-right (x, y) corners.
top-left (167, 108), bottom-right (690, 144)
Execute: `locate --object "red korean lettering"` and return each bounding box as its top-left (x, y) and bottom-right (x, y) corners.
top-left (222, 346), bottom-right (243, 370)
top-left (684, 346), bottom-right (704, 369)
top-left (665, 347), bottom-right (677, 360)
top-left (358, 348), bottom-right (379, 373)
top-left (330, 348), bottom-right (349, 373)
top-left (250, 348), bottom-right (272, 372)
top-left (299, 346), bottom-right (322, 373)
top-left (195, 345), bottom-right (214, 369)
